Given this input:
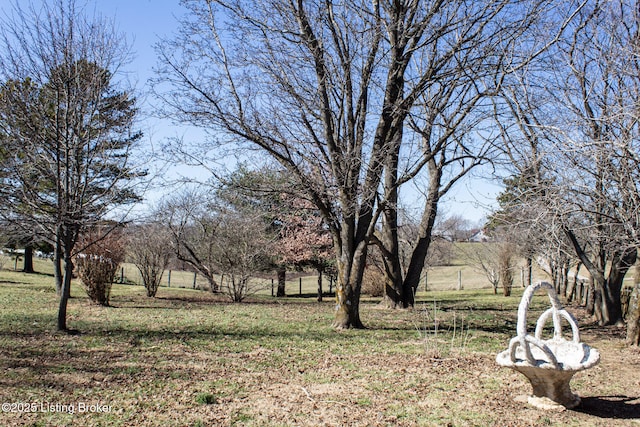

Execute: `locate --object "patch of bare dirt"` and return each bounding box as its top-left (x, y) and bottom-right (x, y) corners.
top-left (184, 348), bottom-right (640, 426)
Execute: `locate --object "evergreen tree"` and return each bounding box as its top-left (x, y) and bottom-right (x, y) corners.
top-left (0, 0), bottom-right (143, 331)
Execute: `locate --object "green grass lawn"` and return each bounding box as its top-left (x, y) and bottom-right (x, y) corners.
top-left (0, 265), bottom-right (638, 426)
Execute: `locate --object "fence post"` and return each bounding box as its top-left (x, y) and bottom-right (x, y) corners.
top-left (193, 272), bottom-right (197, 289)
top-left (299, 277), bottom-right (302, 296)
top-left (167, 270), bottom-right (171, 288)
top-left (457, 270), bottom-right (462, 290)
top-left (120, 267), bottom-right (124, 284)
top-left (271, 278), bottom-right (274, 297)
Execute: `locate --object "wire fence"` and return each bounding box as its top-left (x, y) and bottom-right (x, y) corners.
top-left (116, 263), bottom-right (211, 290)
top-left (115, 263), bottom-right (336, 297)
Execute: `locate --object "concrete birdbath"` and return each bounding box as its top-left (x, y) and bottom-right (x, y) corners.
top-left (496, 281), bottom-right (600, 410)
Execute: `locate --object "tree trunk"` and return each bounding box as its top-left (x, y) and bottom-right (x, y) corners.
top-left (566, 278), bottom-right (575, 303)
top-left (56, 221), bottom-right (83, 332)
top-left (564, 227), bottom-right (636, 325)
top-left (560, 262), bottom-right (569, 298)
top-left (57, 253), bottom-right (73, 331)
top-left (382, 271), bottom-right (404, 308)
top-left (206, 274), bottom-right (219, 293)
top-left (379, 223), bottom-right (405, 309)
top-left (333, 282), bottom-right (364, 329)
top-left (627, 285), bottom-right (640, 346)
top-left (578, 279), bottom-right (586, 305)
top-left (316, 268), bottom-right (323, 302)
top-left (277, 267), bottom-right (286, 297)
top-left (593, 285), bottom-right (604, 324)
top-left (378, 207), bottom-right (405, 308)
top-left (54, 238), bottom-right (63, 295)
top-left (23, 245), bottom-right (34, 273)
top-left (626, 261), bottom-right (640, 346)
top-left (333, 243), bottom-right (367, 329)
top-left (566, 263), bottom-right (581, 303)
top-left (599, 247), bottom-right (637, 325)
top-left (379, 127), bottom-right (405, 309)
top-left (586, 277), bottom-right (595, 315)
top-left (550, 258), bottom-right (560, 293)
top-left (401, 166), bottom-right (442, 307)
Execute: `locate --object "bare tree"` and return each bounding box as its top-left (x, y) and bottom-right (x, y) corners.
top-left (156, 0), bottom-right (389, 328)
top-left (437, 215), bottom-right (473, 243)
top-left (373, 0), bottom-right (584, 309)
top-left (159, 189), bottom-right (223, 293)
top-left (127, 223), bottom-right (173, 297)
top-left (462, 242), bottom-right (501, 294)
top-left (0, 0), bottom-right (143, 331)
top-left (156, 0), bottom-right (574, 326)
top-left (159, 186), bottom-right (275, 301)
top-left (214, 212), bottom-right (273, 302)
top-left (493, 0), bottom-right (640, 327)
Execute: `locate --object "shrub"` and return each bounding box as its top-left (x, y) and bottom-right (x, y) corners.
top-left (127, 223), bottom-right (172, 297)
top-left (498, 243), bottom-right (514, 297)
top-left (214, 214), bottom-right (272, 302)
top-left (76, 255), bottom-right (119, 305)
top-left (361, 268), bottom-right (385, 297)
top-left (76, 227), bottom-right (126, 306)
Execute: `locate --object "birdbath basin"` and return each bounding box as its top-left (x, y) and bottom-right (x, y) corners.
top-left (496, 281), bottom-right (600, 410)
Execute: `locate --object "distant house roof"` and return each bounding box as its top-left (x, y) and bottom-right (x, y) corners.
top-left (468, 229), bottom-right (490, 242)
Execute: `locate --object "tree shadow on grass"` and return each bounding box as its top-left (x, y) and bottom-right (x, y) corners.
top-left (0, 280), bottom-right (24, 285)
top-left (575, 395), bottom-right (640, 420)
top-left (0, 320), bottom-right (352, 394)
top-left (116, 294), bottom-right (335, 307)
top-left (29, 271), bottom-right (55, 278)
top-left (578, 324), bottom-right (627, 342)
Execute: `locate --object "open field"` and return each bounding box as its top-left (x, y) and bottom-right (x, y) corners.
top-left (0, 262), bottom-right (639, 426)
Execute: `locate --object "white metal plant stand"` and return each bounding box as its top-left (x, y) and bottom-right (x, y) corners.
top-left (496, 281), bottom-right (600, 410)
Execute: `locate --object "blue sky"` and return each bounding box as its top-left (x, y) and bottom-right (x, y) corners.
top-left (0, 0), bottom-right (501, 224)
top-left (91, 0), bottom-right (180, 82)
top-left (0, 0), bottom-right (181, 84)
